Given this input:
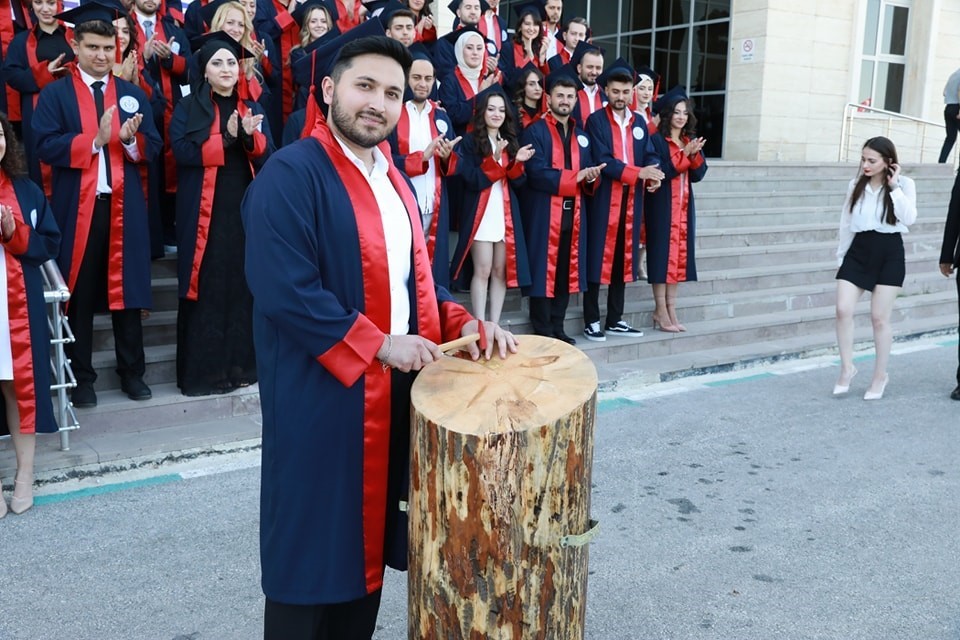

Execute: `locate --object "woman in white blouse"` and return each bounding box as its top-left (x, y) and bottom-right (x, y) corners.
top-left (834, 136), bottom-right (917, 399)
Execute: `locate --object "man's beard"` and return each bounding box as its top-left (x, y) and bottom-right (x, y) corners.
top-left (330, 97), bottom-right (391, 149)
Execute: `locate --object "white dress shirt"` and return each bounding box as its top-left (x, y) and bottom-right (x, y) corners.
top-left (79, 68), bottom-right (141, 195)
top-left (582, 83), bottom-right (602, 115)
top-left (404, 100), bottom-right (438, 220)
top-left (837, 175), bottom-right (918, 265)
top-left (334, 135), bottom-right (412, 335)
top-left (612, 108), bottom-right (633, 159)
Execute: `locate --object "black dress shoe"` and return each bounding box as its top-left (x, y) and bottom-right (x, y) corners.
top-left (554, 332), bottom-right (577, 345)
top-left (72, 384), bottom-right (97, 408)
top-left (121, 377), bottom-right (152, 401)
top-left (951, 385), bottom-right (960, 401)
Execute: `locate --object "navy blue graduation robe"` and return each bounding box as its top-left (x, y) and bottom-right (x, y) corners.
top-left (0, 173), bottom-right (61, 436)
top-left (437, 67), bottom-right (482, 137)
top-left (449, 132), bottom-right (531, 290)
top-left (33, 67), bottom-right (162, 310)
top-left (584, 106), bottom-right (660, 285)
top-left (387, 100), bottom-right (459, 288)
top-left (571, 85), bottom-right (607, 129)
top-left (519, 112), bottom-right (596, 297)
top-left (2, 25), bottom-right (74, 191)
top-left (170, 93), bottom-right (272, 301)
top-left (242, 121), bottom-right (474, 605)
top-left (643, 132), bottom-right (707, 284)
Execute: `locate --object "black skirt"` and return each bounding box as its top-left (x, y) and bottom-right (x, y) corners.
top-left (836, 230), bottom-right (905, 290)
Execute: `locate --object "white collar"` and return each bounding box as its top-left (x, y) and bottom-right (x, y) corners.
top-left (406, 100), bottom-right (433, 115)
top-left (79, 67), bottom-right (110, 87)
top-left (334, 134), bottom-right (389, 178)
top-left (135, 9), bottom-right (157, 23)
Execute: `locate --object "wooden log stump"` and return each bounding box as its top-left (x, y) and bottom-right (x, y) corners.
top-left (408, 334), bottom-right (599, 639)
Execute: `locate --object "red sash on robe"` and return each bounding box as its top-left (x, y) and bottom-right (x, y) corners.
top-left (478, 11), bottom-right (502, 50)
top-left (542, 111), bottom-right (583, 296)
top-left (271, 0), bottom-right (298, 122)
top-left (577, 87), bottom-right (602, 121)
top-left (601, 106), bottom-right (637, 283)
top-left (25, 25), bottom-right (72, 195)
top-left (186, 98), bottom-right (267, 301)
top-left (0, 3), bottom-right (23, 121)
top-left (309, 120), bottom-right (442, 594)
top-left (665, 136), bottom-right (704, 283)
top-left (0, 174), bottom-right (39, 433)
top-left (65, 68), bottom-right (138, 310)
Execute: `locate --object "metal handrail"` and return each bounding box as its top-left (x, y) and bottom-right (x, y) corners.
top-left (839, 102), bottom-right (952, 165)
top-left (40, 259), bottom-right (78, 450)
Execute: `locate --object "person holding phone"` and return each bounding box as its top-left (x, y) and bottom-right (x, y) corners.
top-left (834, 136), bottom-right (917, 400)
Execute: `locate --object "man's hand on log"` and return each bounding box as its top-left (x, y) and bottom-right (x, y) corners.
top-left (461, 320), bottom-right (519, 361)
top-left (378, 335), bottom-right (443, 372)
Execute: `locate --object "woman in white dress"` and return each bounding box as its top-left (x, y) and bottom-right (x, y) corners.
top-left (834, 136), bottom-right (917, 400)
top-left (0, 111), bottom-right (61, 517)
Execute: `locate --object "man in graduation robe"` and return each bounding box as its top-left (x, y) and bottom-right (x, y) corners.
top-left (568, 39), bottom-right (604, 125)
top-left (546, 15), bottom-right (587, 71)
top-left (241, 29), bottom-right (515, 638)
top-left (520, 66), bottom-right (603, 345)
top-left (33, 0), bottom-right (162, 408)
top-left (387, 46), bottom-right (460, 288)
top-left (581, 59), bottom-right (663, 342)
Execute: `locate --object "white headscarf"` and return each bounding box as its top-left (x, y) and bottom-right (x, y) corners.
top-left (454, 30), bottom-right (484, 89)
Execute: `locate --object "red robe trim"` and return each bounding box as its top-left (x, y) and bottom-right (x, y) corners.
top-left (187, 99), bottom-right (267, 301)
top-left (25, 26), bottom-right (72, 195)
top-left (478, 12), bottom-right (502, 49)
top-left (136, 19), bottom-right (184, 192)
top-left (543, 112), bottom-right (583, 297)
top-left (309, 121), bottom-right (443, 594)
top-left (334, 0), bottom-right (362, 33)
top-left (666, 137), bottom-right (697, 284)
top-left (577, 88), bottom-right (602, 121)
top-left (271, 0), bottom-right (297, 122)
top-left (0, 6), bottom-right (22, 121)
top-left (66, 68), bottom-right (130, 310)
top-left (601, 106), bottom-right (637, 283)
top-left (451, 151), bottom-right (523, 287)
top-left (0, 176), bottom-right (38, 434)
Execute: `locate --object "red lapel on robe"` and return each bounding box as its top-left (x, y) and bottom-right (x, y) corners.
top-left (25, 26), bottom-right (72, 196)
top-left (67, 68), bottom-right (128, 310)
top-left (309, 120), bottom-right (440, 594)
top-left (601, 106), bottom-right (636, 283)
top-left (0, 175), bottom-right (39, 434)
top-left (0, 7), bottom-right (22, 121)
top-left (542, 112), bottom-right (582, 296)
top-left (395, 102), bottom-right (446, 263)
top-left (667, 137), bottom-right (690, 283)
top-left (271, 0), bottom-right (297, 121)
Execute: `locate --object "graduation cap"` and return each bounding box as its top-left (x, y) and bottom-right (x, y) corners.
top-left (290, 0), bottom-right (338, 28)
top-left (513, 2), bottom-right (546, 22)
top-left (56, 0), bottom-right (127, 26)
top-left (366, 0), bottom-right (409, 21)
top-left (544, 63), bottom-right (582, 92)
top-left (189, 30), bottom-right (254, 59)
top-left (447, 0), bottom-right (490, 15)
top-left (408, 42), bottom-right (433, 63)
top-left (439, 25), bottom-right (498, 58)
top-left (569, 39), bottom-right (603, 69)
top-left (597, 57), bottom-right (636, 87)
top-left (652, 85), bottom-right (688, 115)
top-left (517, 60), bottom-right (543, 84)
top-left (200, 0), bottom-right (244, 29)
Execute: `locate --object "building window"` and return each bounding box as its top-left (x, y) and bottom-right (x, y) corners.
top-left (859, 0), bottom-right (910, 113)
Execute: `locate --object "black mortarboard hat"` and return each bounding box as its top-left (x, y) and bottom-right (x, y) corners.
top-left (636, 65), bottom-right (659, 86)
top-left (513, 2), bottom-right (546, 22)
top-left (408, 42), bottom-right (433, 63)
top-left (652, 85), bottom-right (688, 115)
top-left (56, 0), bottom-right (126, 26)
top-left (598, 57), bottom-right (636, 87)
top-left (447, 0), bottom-right (490, 14)
top-left (367, 0), bottom-right (409, 20)
top-left (544, 63), bottom-right (582, 92)
top-left (569, 39), bottom-right (603, 68)
top-left (190, 30), bottom-right (254, 60)
top-left (200, 0), bottom-right (244, 29)
top-left (292, 14), bottom-right (388, 87)
top-left (291, 0), bottom-right (339, 28)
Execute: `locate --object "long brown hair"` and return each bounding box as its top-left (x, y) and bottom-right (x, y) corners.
top-left (0, 111), bottom-right (27, 179)
top-left (848, 136), bottom-right (898, 225)
top-left (470, 90), bottom-right (519, 159)
top-left (657, 97), bottom-right (697, 139)
top-left (512, 9), bottom-right (543, 58)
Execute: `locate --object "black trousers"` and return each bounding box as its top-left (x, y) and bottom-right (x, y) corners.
top-left (66, 197), bottom-right (145, 386)
top-left (955, 271), bottom-right (960, 385)
top-left (583, 201), bottom-right (628, 327)
top-left (529, 225), bottom-right (572, 336)
top-left (940, 104), bottom-right (960, 163)
top-left (263, 590), bottom-right (383, 640)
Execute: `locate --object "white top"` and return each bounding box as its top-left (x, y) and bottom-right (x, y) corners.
top-left (581, 83), bottom-right (603, 116)
top-left (79, 68), bottom-right (141, 195)
top-left (836, 175), bottom-right (917, 266)
top-left (473, 137), bottom-right (506, 243)
top-left (544, 25), bottom-right (559, 59)
top-left (0, 243), bottom-right (11, 380)
top-left (404, 100), bottom-right (438, 217)
top-left (334, 136), bottom-right (412, 335)
top-left (612, 108), bottom-right (633, 158)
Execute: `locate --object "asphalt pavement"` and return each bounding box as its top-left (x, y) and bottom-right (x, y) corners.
top-left (1, 337), bottom-right (958, 640)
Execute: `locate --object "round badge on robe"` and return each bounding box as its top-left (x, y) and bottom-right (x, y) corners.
top-left (119, 96), bottom-right (140, 113)
top-left (501, 31), bottom-right (507, 42)
top-left (486, 42), bottom-right (498, 56)
top-left (436, 119), bottom-right (449, 135)
top-left (577, 134), bottom-right (589, 148)
top-left (633, 126), bottom-right (644, 140)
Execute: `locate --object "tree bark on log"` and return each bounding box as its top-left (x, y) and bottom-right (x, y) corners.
top-left (408, 335), bottom-right (599, 639)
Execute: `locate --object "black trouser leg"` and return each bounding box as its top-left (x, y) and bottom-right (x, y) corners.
top-left (606, 280), bottom-right (625, 327)
top-left (65, 199), bottom-right (110, 387)
top-left (583, 282), bottom-right (601, 326)
top-left (941, 104), bottom-right (960, 163)
top-left (955, 271), bottom-right (960, 385)
top-left (528, 297), bottom-right (553, 335)
top-left (551, 227), bottom-right (573, 335)
top-left (606, 205), bottom-right (628, 326)
top-left (112, 308), bottom-right (145, 380)
top-left (263, 590), bottom-right (383, 640)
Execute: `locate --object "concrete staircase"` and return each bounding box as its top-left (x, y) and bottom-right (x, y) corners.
top-left (68, 161), bottom-right (958, 442)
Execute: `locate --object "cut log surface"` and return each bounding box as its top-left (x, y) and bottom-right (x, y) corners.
top-left (409, 335), bottom-right (599, 640)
